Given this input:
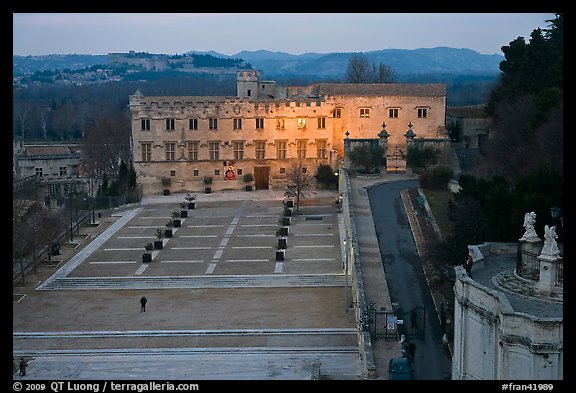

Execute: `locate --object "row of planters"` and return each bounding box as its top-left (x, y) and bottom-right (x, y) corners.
top-left (162, 175), bottom-right (254, 195)
top-left (142, 193), bottom-right (197, 263)
top-left (275, 198), bottom-right (294, 261)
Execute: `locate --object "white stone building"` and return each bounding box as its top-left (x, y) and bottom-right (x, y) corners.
top-left (452, 239), bottom-right (563, 380)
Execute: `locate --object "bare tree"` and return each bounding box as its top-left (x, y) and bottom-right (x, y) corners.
top-left (80, 111), bottom-right (132, 178)
top-left (345, 54), bottom-right (395, 83)
top-left (13, 101), bottom-right (32, 139)
top-left (345, 54), bottom-right (371, 83)
top-left (374, 63), bottom-right (396, 83)
top-left (38, 105), bottom-right (51, 140)
top-left (285, 163), bottom-right (314, 212)
top-left (76, 102), bottom-right (95, 140)
top-left (13, 196), bottom-right (68, 279)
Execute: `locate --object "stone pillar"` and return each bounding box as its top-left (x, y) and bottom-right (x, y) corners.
top-left (403, 122), bottom-right (416, 174)
top-left (404, 122), bottom-right (416, 143)
top-left (343, 131), bottom-right (351, 170)
top-left (536, 254), bottom-right (561, 293)
top-left (378, 122), bottom-right (390, 171)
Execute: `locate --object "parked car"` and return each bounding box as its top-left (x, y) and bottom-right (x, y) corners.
top-left (388, 357), bottom-right (413, 380)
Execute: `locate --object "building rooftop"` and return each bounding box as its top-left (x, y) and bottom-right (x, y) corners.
top-left (19, 145), bottom-right (77, 157)
top-left (315, 83), bottom-right (446, 97)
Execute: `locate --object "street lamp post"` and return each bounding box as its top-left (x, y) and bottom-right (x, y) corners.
top-left (90, 176), bottom-right (96, 224)
top-left (550, 207), bottom-right (563, 228)
top-left (68, 183), bottom-right (74, 242)
top-left (343, 238), bottom-right (349, 312)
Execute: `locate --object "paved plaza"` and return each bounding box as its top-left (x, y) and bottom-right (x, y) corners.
top-left (13, 189), bottom-right (363, 380)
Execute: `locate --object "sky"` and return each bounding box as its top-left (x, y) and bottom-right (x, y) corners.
top-left (13, 13), bottom-right (557, 57)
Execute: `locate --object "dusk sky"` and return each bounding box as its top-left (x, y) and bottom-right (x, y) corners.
top-left (13, 13), bottom-right (556, 57)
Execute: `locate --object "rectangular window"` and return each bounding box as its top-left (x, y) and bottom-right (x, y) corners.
top-left (279, 167), bottom-right (286, 174)
top-left (35, 167), bottom-right (43, 176)
top-left (189, 118), bottom-right (198, 130)
top-left (209, 141), bottom-right (220, 160)
top-left (316, 140), bottom-right (327, 158)
top-left (193, 169), bottom-right (199, 177)
top-left (360, 108), bottom-right (370, 118)
top-left (334, 108), bottom-right (342, 118)
top-left (297, 140), bottom-right (307, 158)
top-left (166, 118), bottom-right (175, 130)
top-left (209, 118), bottom-right (218, 130)
top-left (170, 170), bottom-right (176, 177)
top-left (297, 117), bottom-right (306, 129)
top-left (188, 141), bottom-right (199, 161)
top-left (276, 141), bottom-right (287, 159)
top-left (418, 108), bottom-right (428, 118)
top-left (237, 168), bottom-right (243, 176)
top-left (165, 142), bottom-right (176, 161)
top-left (317, 117), bottom-right (326, 129)
top-left (233, 141), bottom-right (244, 160)
top-left (215, 169), bottom-right (220, 176)
top-left (59, 166), bottom-right (67, 176)
top-left (276, 117), bottom-right (285, 130)
top-left (389, 108), bottom-right (399, 118)
top-left (256, 118), bottom-right (264, 129)
top-left (141, 142), bottom-right (152, 162)
top-left (301, 167), bottom-right (307, 174)
top-left (247, 89), bottom-right (251, 97)
top-left (141, 119), bottom-right (150, 131)
top-left (255, 141), bottom-right (266, 159)
top-left (233, 118), bottom-right (242, 130)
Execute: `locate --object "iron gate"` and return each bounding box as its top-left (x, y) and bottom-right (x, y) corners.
top-left (370, 305), bottom-right (425, 340)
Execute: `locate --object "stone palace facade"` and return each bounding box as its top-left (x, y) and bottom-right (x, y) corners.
top-left (129, 70), bottom-right (447, 194)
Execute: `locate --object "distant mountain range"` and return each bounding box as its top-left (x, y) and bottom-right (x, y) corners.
top-left (13, 47), bottom-right (503, 78)
top-left (193, 47), bottom-right (504, 77)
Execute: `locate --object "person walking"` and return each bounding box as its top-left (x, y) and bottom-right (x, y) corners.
top-left (19, 357), bottom-right (27, 376)
top-left (140, 296), bottom-right (147, 312)
top-left (464, 254), bottom-right (473, 278)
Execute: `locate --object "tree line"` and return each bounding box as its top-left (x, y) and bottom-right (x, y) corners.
top-left (428, 14), bottom-right (563, 266)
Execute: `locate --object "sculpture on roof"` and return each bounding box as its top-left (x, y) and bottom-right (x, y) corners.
top-left (541, 225), bottom-right (560, 257)
top-left (520, 211), bottom-right (539, 241)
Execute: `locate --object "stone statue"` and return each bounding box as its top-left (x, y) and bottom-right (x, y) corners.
top-left (520, 211), bottom-right (539, 241)
top-left (541, 225), bottom-right (560, 257)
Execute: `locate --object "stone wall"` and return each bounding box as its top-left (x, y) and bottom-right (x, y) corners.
top-left (129, 80), bottom-right (447, 195)
top-left (452, 261), bottom-right (563, 380)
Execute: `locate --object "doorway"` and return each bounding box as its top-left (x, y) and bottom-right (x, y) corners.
top-left (254, 166), bottom-right (270, 190)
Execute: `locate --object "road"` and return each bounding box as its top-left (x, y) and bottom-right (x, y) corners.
top-left (368, 179), bottom-right (452, 380)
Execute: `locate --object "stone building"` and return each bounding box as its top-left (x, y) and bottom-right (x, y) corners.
top-left (129, 71), bottom-right (447, 195)
top-left (452, 227), bottom-right (563, 379)
top-left (13, 139), bottom-right (81, 180)
top-left (446, 105), bottom-right (492, 148)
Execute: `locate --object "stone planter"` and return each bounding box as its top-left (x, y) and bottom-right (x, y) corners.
top-left (245, 185), bottom-right (253, 191)
top-left (163, 189), bottom-right (170, 196)
top-left (173, 219), bottom-right (181, 228)
top-left (279, 227), bottom-right (289, 236)
top-left (284, 207), bottom-right (292, 217)
top-left (275, 249), bottom-right (285, 261)
top-left (154, 240), bottom-right (163, 250)
top-left (278, 238), bottom-right (287, 249)
top-left (164, 229), bottom-right (173, 238)
top-left (205, 187), bottom-right (212, 194)
top-left (142, 253), bottom-right (152, 263)
top-left (188, 202), bottom-right (195, 209)
top-left (286, 200), bottom-right (294, 208)
top-left (180, 210), bottom-right (188, 218)
top-left (282, 217), bottom-right (291, 226)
